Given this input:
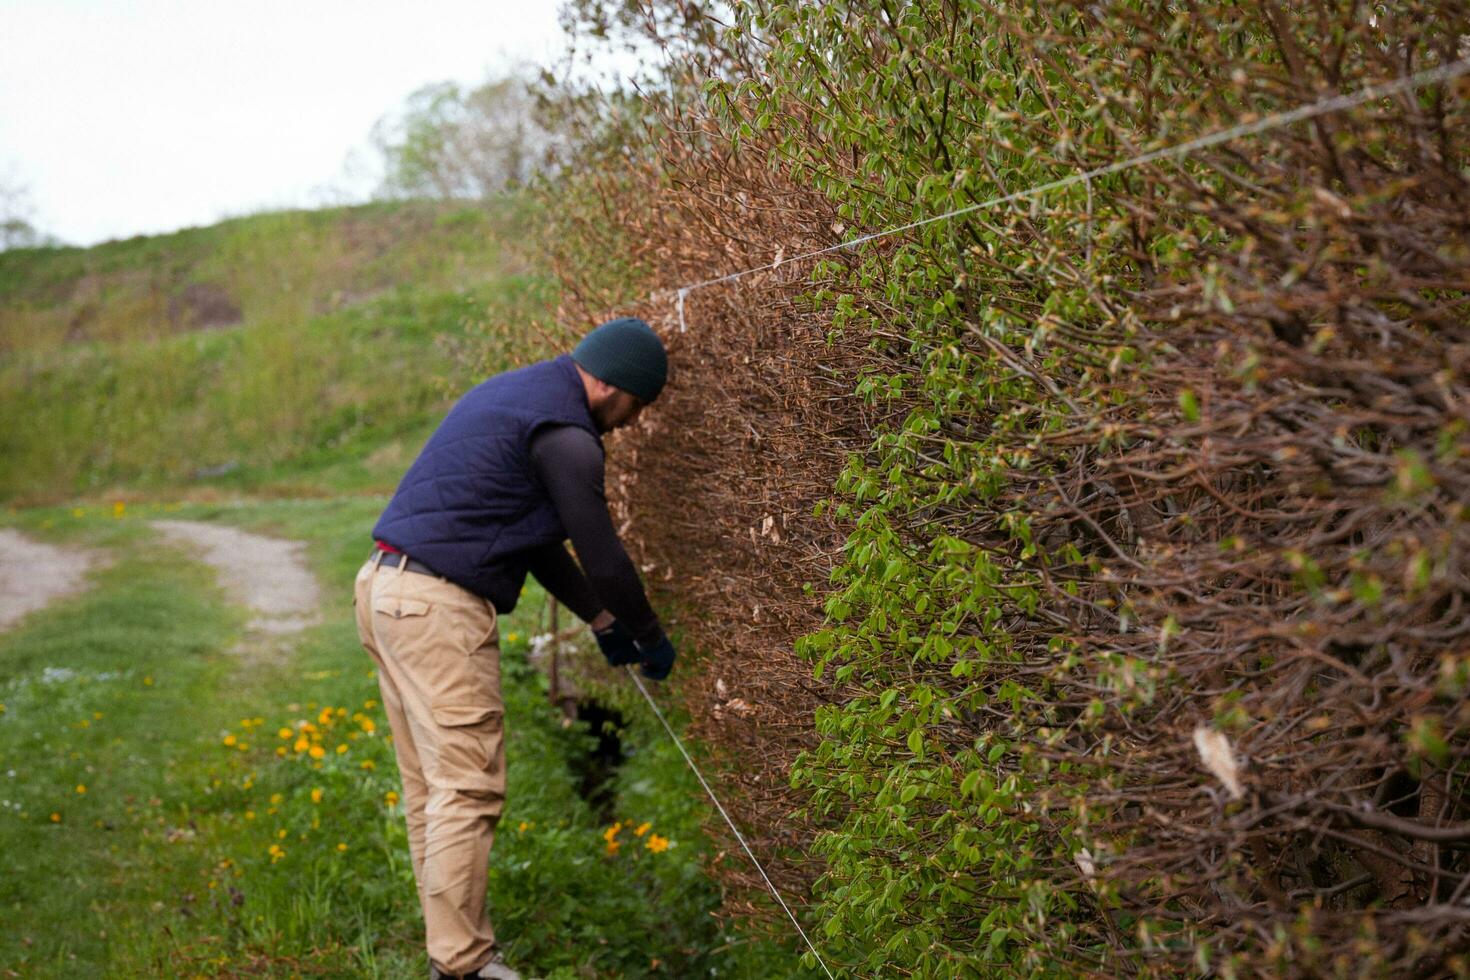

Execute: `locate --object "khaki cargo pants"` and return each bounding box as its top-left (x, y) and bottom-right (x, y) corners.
top-left (353, 552), bottom-right (506, 976)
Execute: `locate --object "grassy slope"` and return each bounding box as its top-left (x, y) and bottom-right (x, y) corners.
top-left (0, 200), bottom-right (552, 504)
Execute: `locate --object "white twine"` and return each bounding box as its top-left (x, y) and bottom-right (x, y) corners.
top-left (666, 57), bottom-right (1470, 309)
top-left (625, 667), bottom-right (837, 979)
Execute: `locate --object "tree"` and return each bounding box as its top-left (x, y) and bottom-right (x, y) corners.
top-left (0, 168), bottom-right (57, 251)
top-left (372, 70), bottom-right (558, 200)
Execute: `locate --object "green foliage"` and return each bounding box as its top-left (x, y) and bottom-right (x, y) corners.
top-left (373, 74), bottom-right (557, 200)
top-left (549, 0), bottom-right (1470, 975)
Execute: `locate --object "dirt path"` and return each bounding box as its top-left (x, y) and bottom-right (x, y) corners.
top-left (0, 528), bottom-right (101, 632)
top-left (151, 520), bottom-right (320, 635)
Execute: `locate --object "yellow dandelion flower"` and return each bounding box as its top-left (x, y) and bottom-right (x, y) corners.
top-left (507, 632), bottom-right (520, 643)
top-left (143, 676), bottom-right (153, 686)
top-left (308, 745), bottom-right (325, 760)
top-left (602, 823), bottom-right (622, 843)
top-left (222, 734), bottom-right (237, 747)
top-left (242, 778), bottom-right (253, 789)
top-left (336, 706), bottom-right (347, 717)
top-left (236, 742), bottom-right (249, 751)
top-left (269, 793), bottom-right (283, 805)
top-left (517, 821), bottom-right (533, 833)
top-left (384, 790), bottom-right (399, 806)
top-left (112, 501), bottom-right (125, 518)
top-left (336, 744), bottom-right (347, 754)
top-left (293, 737), bottom-right (309, 753)
top-left (75, 784), bottom-right (86, 795)
top-left (277, 829), bottom-right (287, 839)
top-left (336, 842), bottom-right (348, 852)
top-left (50, 812), bottom-right (61, 822)
top-left (244, 810), bottom-right (256, 820)
top-left (275, 746), bottom-right (287, 757)
top-left (363, 699), bottom-right (377, 709)
top-left (605, 839), bottom-right (621, 856)
top-left (277, 727), bottom-right (292, 739)
top-left (633, 822), bottom-right (651, 837)
top-left (92, 711), bottom-right (103, 720)
top-left (359, 717), bottom-right (376, 734)
top-left (310, 788), bottom-right (323, 803)
top-left (359, 759), bottom-right (375, 770)
top-left (645, 834), bottom-right (670, 854)
top-left (72, 508), bottom-right (85, 518)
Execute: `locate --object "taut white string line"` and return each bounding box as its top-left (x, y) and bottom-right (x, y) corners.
top-left (624, 666), bottom-right (837, 979)
top-left (670, 57), bottom-right (1470, 331)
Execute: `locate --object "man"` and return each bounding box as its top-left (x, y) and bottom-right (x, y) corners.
top-left (353, 317), bottom-right (678, 980)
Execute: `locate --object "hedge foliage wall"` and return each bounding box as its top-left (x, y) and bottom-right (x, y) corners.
top-left (525, 2), bottom-right (1470, 975)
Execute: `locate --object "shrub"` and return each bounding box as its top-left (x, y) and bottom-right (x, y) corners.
top-left (535, 1), bottom-right (1470, 975)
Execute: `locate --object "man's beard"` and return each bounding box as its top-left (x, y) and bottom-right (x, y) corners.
top-left (589, 399), bottom-right (615, 433)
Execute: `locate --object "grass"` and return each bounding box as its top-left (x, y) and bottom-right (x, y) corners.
top-left (0, 500), bottom-right (815, 978)
top-left (0, 198), bottom-right (553, 506)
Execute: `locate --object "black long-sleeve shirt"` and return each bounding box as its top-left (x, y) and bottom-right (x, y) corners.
top-left (518, 424), bottom-right (663, 645)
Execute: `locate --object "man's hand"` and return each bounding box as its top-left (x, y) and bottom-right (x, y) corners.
top-left (637, 635), bottom-right (677, 681)
top-left (593, 620), bottom-right (641, 667)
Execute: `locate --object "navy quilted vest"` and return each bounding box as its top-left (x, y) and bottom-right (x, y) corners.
top-left (371, 354), bottom-right (601, 608)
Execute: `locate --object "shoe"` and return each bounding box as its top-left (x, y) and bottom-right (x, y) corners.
top-left (473, 951), bottom-right (521, 980)
top-left (429, 950), bottom-right (521, 980)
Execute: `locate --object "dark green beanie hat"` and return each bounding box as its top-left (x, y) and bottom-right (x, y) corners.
top-left (571, 317), bottom-right (668, 403)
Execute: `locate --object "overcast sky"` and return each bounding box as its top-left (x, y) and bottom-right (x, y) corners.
top-left (0, 1), bottom-right (569, 246)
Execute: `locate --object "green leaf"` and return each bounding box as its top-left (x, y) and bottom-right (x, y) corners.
top-left (1177, 388), bottom-right (1200, 422)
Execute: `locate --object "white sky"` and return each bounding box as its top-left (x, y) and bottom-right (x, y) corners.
top-left (0, 0), bottom-right (569, 245)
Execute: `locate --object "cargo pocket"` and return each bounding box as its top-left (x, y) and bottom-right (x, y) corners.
top-left (430, 705), bottom-right (506, 805)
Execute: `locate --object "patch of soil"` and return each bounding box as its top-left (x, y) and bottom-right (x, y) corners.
top-left (150, 520), bottom-right (320, 635)
top-left (569, 700), bottom-right (627, 823)
top-left (166, 282), bottom-right (242, 331)
top-left (0, 529), bottom-right (102, 632)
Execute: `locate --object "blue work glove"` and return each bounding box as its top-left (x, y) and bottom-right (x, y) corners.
top-left (637, 635), bottom-right (677, 681)
top-left (593, 620), bottom-right (640, 667)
